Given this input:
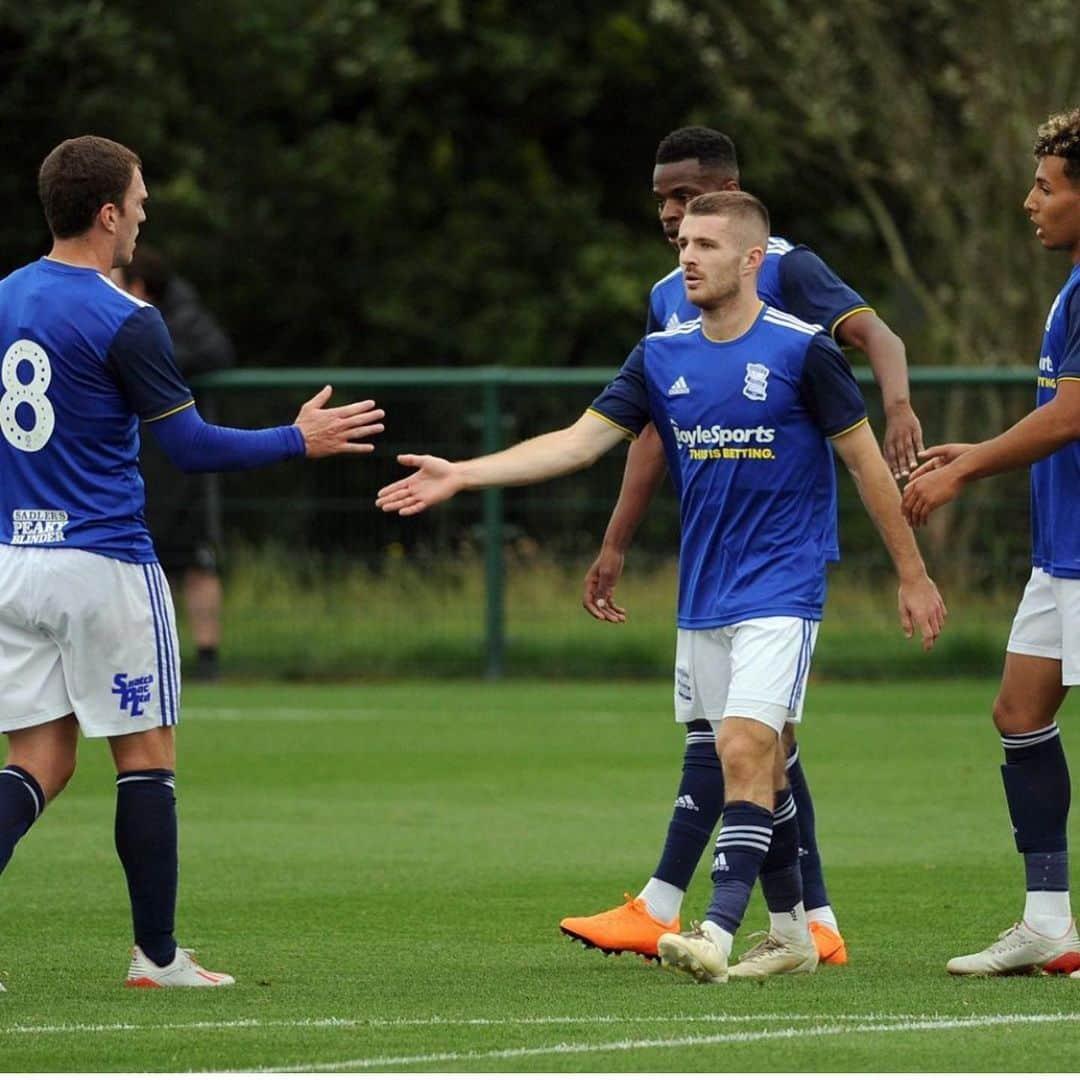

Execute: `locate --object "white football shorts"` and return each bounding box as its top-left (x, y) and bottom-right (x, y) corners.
top-left (0, 545), bottom-right (181, 737)
top-left (674, 617), bottom-right (820, 735)
top-left (1006, 567), bottom-right (1080, 685)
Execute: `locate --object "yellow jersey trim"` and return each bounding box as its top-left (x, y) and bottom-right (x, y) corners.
top-left (587, 408), bottom-right (637, 441)
top-left (1056, 376), bottom-right (1080, 383)
top-left (830, 305), bottom-right (874, 338)
top-left (829, 416), bottom-right (869, 441)
top-left (145, 399), bottom-right (195, 423)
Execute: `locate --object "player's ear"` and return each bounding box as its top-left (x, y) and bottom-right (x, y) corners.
top-left (744, 244), bottom-right (765, 275)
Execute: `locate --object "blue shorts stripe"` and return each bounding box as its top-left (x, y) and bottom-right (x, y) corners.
top-left (142, 565), bottom-right (168, 725)
top-left (788, 619), bottom-right (811, 710)
top-left (155, 564), bottom-right (181, 724)
top-left (146, 565), bottom-right (176, 725)
top-left (153, 564), bottom-right (180, 725)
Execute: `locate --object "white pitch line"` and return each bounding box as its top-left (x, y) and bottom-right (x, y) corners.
top-left (254, 1012), bottom-right (1080, 1073)
top-left (0, 1013), bottom-right (919, 1037)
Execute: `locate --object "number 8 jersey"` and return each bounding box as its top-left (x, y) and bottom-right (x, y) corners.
top-left (0, 257), bottom-right (194, 562)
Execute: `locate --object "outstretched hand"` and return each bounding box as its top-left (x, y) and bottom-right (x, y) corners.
top-left (376, 454), bottom-right (462, 516)
top-left (898, 575), bottom-right (947, 651)
top-left (582, 546), bottom-right (627, 622)
top-left (294, 385), bottom-right (385, 458)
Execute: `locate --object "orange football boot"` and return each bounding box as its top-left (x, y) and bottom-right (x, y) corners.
top-left (560, 894), bottom-right (679, 959)
top-left (810, 921), bottom-right (848, 965)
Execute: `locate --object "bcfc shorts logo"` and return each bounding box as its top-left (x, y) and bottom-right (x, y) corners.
top-left (112, 672), bottom-right (155, 716)
top-left (669, 421), bottom-right (776, 462)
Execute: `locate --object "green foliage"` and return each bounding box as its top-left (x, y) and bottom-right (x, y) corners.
top-left (7, 2), bottom-right (1073, 370)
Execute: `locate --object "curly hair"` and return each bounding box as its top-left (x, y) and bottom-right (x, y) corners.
top-left (1033, 108), bottom-right (1080, 182)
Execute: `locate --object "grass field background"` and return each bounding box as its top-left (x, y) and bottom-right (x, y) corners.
top-left (3, 678), bottom-right (1080, 1071)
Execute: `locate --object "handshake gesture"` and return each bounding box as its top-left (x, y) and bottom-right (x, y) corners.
top-left (900, 443), bottom-right (974, 528)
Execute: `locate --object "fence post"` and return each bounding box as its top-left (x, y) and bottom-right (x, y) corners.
top-left (482, 375), bottom-right (505, 678)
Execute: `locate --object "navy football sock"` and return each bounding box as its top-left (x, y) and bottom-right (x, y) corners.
top-left (0, 765), bottom-right (45, 875)
top-left (705, 801), bottom-right (773, 934)
top-left (652, 721), bottom-right (724, 890)
top-left (786, 742), bottom-right (829, 910)
top-left (115, 770), bottom-right (179, 968)
top-left (1001, 724), bottom-right (1071, 891)
top-left (759, 787), bottom-right (804, 915)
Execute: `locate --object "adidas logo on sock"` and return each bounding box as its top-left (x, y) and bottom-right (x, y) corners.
top-left (712, 852), bottom-right (729, 872)
top-left (674, 794), bottom-right (699, 811)
top-left (668, 375), bottom-right (690, 396)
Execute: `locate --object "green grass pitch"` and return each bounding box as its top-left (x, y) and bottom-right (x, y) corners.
top-left (3, 678), bottom-right (1080, 1071)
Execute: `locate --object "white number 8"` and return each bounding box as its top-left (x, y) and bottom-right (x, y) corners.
top-left (1, 340), bottom-right (55, 453)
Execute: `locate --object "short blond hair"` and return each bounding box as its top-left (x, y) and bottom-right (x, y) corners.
top-left (684, 190), bottom-right (769, 243)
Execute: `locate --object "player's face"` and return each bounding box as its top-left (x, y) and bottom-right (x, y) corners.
top-left (653, 160), bottom-right (738, 247)
top-left (1024, 156), bottom-right (1080, 260)
top-left (677, 213), bottom-right (760, 309)
top-left (112, 167), bottom-right (148, 269)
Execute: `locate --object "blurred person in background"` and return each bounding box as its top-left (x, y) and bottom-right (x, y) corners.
top-left (114, 245), bottom-right (232, 682)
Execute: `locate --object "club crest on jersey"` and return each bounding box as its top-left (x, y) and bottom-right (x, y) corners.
top-left (112, 672), bottom-right (154, 716)
top-left (668, 375), bottom-right (690, 397)
top-left (743, 363), bottom-right (769, 401)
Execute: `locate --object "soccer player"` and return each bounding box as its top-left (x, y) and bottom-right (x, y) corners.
top-left (378, 191), bottom-right (945, 983)
top-left (564, 126), bottom-right (923, 967)
top-left (0, 136), bottom-right (385, 990)
top-left (902, 108), bottom-right (1080, 976)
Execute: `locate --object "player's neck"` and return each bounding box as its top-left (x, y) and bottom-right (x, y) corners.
top-left (699, 294), bottom-right (763, 343)
top-left (45, 235), bottom-right (113, 275)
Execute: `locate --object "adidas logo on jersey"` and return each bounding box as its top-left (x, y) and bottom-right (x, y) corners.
top-left (666, 313), bottom-right (682, 330)
top-left (674, 794), bottom-right (699, 811)
top-left (668, 375), bottom-right (690, 397)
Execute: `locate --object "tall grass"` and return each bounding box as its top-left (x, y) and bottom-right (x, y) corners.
top-left (191, 544), bottom-right (1019, 680)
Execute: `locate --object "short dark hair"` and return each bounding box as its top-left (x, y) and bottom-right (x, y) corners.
top-left (655, 126), bottom-right (739, 178)
top-left (1034, 108), bottom-right (1080, 183)
top-left (684, 190), bottom-right (770, 238)
top-left (38, 136), bottom-right (141, 239)
top-left (120, 243), bottom-right (172, 302)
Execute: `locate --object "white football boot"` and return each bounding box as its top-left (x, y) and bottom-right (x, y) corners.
top-left (658, 922), bottom-right (730, 984)
top-left (728, 930), bottom-right (819, 978)
top-left (125, 945), bottom-right (235, 988)
top-left (947, 921), bottom-right (1080, 976)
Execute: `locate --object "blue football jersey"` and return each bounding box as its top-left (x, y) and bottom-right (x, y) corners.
top-left (1031, 263), bottom-right (1080, 577)
top-left (645, 237), bottom-right (871, 562)
top-left (0, 258), bottom-right (193, 563)
top-left (590, 305), bottom-right (867, 627)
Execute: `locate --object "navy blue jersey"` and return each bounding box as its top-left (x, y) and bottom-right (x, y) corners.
top-left (590, 305), bottom-right (867, 627)
top-left (645, 237), bottom-right (871, 562)
top-left (1032, 264), bottom-right (1080, 577)
top-left (0, 258), bottom-right (193, 562)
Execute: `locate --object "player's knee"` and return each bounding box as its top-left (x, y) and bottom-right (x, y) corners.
top-left (992, 693), bottom-right (1041, 736)
top-left (716, 730), bottom-right (771, 786)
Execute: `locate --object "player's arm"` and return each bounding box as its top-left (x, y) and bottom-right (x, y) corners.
top-left (780, 247), bottom-right (923, 480)
top-left (801, 335), bottom-right (945, 650)
top-left (835, 310), bottom-right (922, 479)
top-left (582, 423), bottom-right (668, 622)
top-left (376, 412), bottom-right (629, 517)
top-left (903, 291), bottom-right (1080, 527)
top-left (378, 341), bottom-right (652, 518)
top-left (110, 307), bottom-right (383, 471)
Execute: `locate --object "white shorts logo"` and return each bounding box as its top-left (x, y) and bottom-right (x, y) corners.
top-left (743, 363), bottom-right (769, 401)
top-left (11, 509), bottom-right (68, 544)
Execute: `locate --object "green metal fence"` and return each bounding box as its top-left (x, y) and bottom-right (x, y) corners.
top-left (187, 366), bottom-right (1037, 677)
